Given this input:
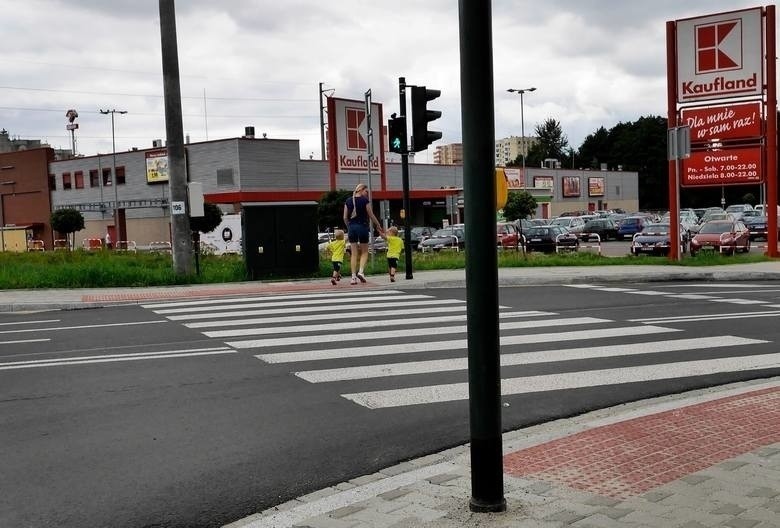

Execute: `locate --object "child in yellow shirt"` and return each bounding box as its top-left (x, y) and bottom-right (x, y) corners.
top-left (382, 226), bottom-right (404, 282)
top-left (327, 230), bottom-right (346, 286)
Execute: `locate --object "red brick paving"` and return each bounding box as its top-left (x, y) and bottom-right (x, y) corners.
top-left (503, 387), bottom-right (780, 498)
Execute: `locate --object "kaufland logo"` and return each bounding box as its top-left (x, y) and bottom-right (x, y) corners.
top-left (346, 108), bottom-right (367, 150)
top-left (696, 19), bottom-right (741, 74)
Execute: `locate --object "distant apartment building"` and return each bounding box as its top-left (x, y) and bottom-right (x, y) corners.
top-left (495, 135), bottom-right (537, 167)
top-left (433, 143), bottom-right (463, 165)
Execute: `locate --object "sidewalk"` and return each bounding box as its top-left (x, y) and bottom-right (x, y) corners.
top-left (225, 378), bottom-right (780, 528)
top-left (1, 261), bottom-right (780, 312)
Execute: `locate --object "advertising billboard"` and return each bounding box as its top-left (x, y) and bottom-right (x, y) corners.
top-left (145, 149), bottom-right (169, 184)
top-left (681, 102), bottom-right (762, 142)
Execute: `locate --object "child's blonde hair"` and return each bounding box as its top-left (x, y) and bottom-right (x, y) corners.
top-left (334, 229), bottom-right (345, 240)
top-left (350, 183), bottom-right (367, 218)
top-left (387, 226), bottom-right (398, 236)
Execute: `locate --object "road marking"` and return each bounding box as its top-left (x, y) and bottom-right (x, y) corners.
top-left (148, 293), bottom-right (436, 315)
top-left (0, 346), bottom-right (235, 370)
top-left (342, 353), bottom-right (780, 409)
top-left (140, 289), bottom-right (405, 309)
top-left (204, 311), bottom-right (558, 338)
top-left (709, 298), bottom-right (769, 305)
top-left (165, 298), bottom-right (468, 321)
top-left (666, 294), bottom-right (719, 300)
top-left (0, 338), bottom-right (51, 345)
top-left (251, 324), bottom-right (678, 359)
top-left (0, 319), bottom-right (60, 327)
top-left (632, 310), bottom-right (780, 324)
top-left (240, 462), bottom-right (457, 528)
top-left (180, 304), bottom-right (481, 328)
top-left (624, 290), bottom-right (669, 296)
top-left (295, 336), bottom-right (766, 382)
top-left (0, 320), bottom-right (167, 334)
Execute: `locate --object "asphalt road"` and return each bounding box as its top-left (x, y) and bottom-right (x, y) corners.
top-left (1, 281), bottom-right (779, 527)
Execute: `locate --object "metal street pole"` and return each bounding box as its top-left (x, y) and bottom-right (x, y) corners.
top-left (507, 87), bottom-right (536, 188)
top-left (99, 109), bottom-right (126, 244)
top-left (460, 0), bottom-right (506, 513)
top-left (399, 77), bottom-right (413, 279)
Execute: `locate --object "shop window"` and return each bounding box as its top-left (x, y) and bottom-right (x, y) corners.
top-left (48, 174), bottom-right (56, 191)
top-left (116, 166), bottom-right (126, 185)
top-left (217, 168), bottom-right (234, 186)
top-left (74, 171), bottom-right (84, 189)
top-left (103, 168), bottom-right (112, 186)
top-left (62, 172), bottom-right (72, 190)
top-left (89, 169), bottom-right (99, 187)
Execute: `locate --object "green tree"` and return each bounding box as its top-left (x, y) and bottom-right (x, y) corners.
top-left (502, 190), bottom-right (537, 221)
top-left (317, 189), bottom-right (352, 231)
top-left (525, 118), bottom-right (569, 168)
top-left (50, 208), bottom-right (85, 250)
top-left (189, 202), bottom-right (223, 234)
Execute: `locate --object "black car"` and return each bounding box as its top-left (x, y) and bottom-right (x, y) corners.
top-left (630, 223), bottom-right (687, 256)
top-left (524, 225), bottom-right (579, 253)
top-left (398, 226), bottom-right (436, 250)
top-left (742, 213), bottom-right (768, 241)
top-left (580, 218), bottom-right (619, 241)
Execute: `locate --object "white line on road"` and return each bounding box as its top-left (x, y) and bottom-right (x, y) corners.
top-left (165, 298), bottom-right (467, 321)
top-left (0, 319), bottom-right (167, 334)
top-left (251, 324), bottom-right (677, 359)
top-left (140, 289), bottom-right (405, 309)
top-left (295, 336), bottom-right (767, 382)
top-left (0, 338), bottom-right (51, 345)
top-left (631, 310), bottom-right (780, 324)
top-left (149, 293), bottom-right (435, 315)
top-left (0, 319), bottom-right (60, 327)
top-left (0, 346), bottom-right (235, 370)
top-left (342, 352), bottom-right (780, 408)
top-left (204, 311), bottom-right (558, 338)
top-left (182, 303), bottom-right (476, 327)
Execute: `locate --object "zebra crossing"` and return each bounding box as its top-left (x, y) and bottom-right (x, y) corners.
top-left (141, 289), bottom-right (776, 410)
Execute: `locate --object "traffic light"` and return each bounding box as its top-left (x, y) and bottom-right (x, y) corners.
top-left (411, 86), bottom-right (442, 152)
top-left (388, 115), bottom-right (407, 154)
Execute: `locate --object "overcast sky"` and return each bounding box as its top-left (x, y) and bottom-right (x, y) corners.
top-left (0, 0), bottom-right (769, 161)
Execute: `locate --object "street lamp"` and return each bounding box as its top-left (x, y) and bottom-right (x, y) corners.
top-left (507, 87), bottom-right (536, 188)
top-left (0, 179), bottom-right (16, 252)
top-left (99, 109), bottom-right (127, 244)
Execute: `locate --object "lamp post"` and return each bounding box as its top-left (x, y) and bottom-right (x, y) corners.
top-left (507, 87), bottom-right (536, 188)
top-left (99, 109), bottom-right (127, 243)
top-left (0, 179), bottom-right (16, 252)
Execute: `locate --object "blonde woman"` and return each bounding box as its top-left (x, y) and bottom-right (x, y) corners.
top-left (343, 183), bottom-right (384, 284)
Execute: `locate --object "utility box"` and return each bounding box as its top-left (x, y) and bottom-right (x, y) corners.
top-left (242, 202), bottom-right (319, 279)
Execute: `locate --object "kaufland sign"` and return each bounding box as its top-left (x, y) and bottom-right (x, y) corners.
top-left (328, 97), bottom-right (383, 176)
top-left (676, 8), bottom-right (763, 102)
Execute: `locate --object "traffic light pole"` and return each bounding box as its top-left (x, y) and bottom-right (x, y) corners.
top-left (459, 0), bottom-right (506, 513)
top-left (399, 77), bottom-right (413, 279)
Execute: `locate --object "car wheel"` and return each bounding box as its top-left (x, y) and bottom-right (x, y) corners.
top-left (743, 238), bottom-right (751, 253)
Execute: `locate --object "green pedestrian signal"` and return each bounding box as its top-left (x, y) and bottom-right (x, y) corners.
top-left (388, 115), bottom-right (407, 154)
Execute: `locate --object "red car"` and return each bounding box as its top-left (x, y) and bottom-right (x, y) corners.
top-left (496, 222), bottom-right (520, 249)
top-left (690, 219), bottom-right (751, 256)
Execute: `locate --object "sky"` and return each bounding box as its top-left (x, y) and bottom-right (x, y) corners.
top-left (0, 0), bottom-right (771, 162)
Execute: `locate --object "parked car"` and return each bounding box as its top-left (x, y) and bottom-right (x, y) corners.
top-left (689, 219), bottom-right (750, 256)
top-left (497, 222), bottom-right (520, 249)
top-left (524, 225), bottom-right (579, 253)
top-left (741, 212), bottom-right (769, 241)
top-left (580, 218), bottom-right (619, 241)
top-left (725, 204), bottom-right (753, 220)
top-left (398, 226), bottom-right (435, 250)
top-left (617, 216), bottom-right (651, 239)
top-left (418, 225), bottom-right (466, 251)
top-left (630, 223), bottom-right (688, 256)
top-left (550, 216), bottom-right (586, 235)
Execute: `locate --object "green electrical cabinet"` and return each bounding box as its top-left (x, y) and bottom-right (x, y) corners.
top-left (242, 202), bottom-right (319, 279)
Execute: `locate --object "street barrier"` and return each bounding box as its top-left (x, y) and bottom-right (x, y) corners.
top-left (26, 239), bottom-right (45, 251)
top-left (578, 233), bottom-right (602, 254)
top-left (115, 240), bottom-right (137, 252)
top-left (83, 238), bottom-right (103, 251)
top-left (555, 233), bottom-right (580, 253)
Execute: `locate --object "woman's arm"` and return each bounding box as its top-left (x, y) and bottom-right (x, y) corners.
top-left (366, 202), bottom-right (383, 232)
top-left (343, 204), bottom-right (350, 228)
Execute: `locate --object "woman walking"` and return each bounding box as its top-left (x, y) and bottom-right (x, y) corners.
top-left (343, 183), bottom-right (384, 284)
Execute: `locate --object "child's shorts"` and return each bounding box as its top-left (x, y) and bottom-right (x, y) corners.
top-left (387, 257), bottom-right (398, 269)
top-left (332, 262), bottom-right (342, 273)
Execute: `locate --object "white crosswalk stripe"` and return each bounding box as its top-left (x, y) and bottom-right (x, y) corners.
top-left (142, 289), bottom-right (777, 410)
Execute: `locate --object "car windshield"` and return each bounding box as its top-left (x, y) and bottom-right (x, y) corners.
top-left (527, 227), bottom-right (552, 236)
top-left (699, 222), bottom-right (732, 234)
top-left (550, 218), bottom-right (570, 226)
top-left (642, 224), bottom-right (669, 233)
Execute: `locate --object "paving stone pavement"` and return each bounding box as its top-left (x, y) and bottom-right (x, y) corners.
top-left (226, 379), bottom-right (780, 528)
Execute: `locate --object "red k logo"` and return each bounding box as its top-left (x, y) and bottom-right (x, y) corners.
top-left (696, 19), bottom-right (742, 74)
top-left (345, 108), bottom-right (367, 150)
